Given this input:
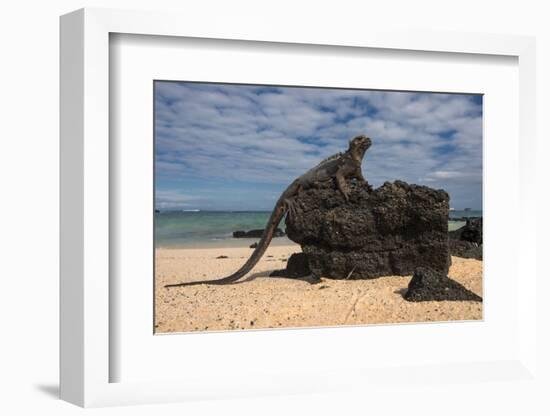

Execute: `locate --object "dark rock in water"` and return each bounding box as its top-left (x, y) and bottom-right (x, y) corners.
top-left (233, 228), bottom-right (285, 238)
top-left (448, 216), bottom-right (481, 222)
top-left (449, 217), bottom-right (482, 259)
top-left (449, 217), bottom-right (482, 244)
top-left (449, 240), bottom-right (483, 260)
top-left (404, 267), bottom-right (482, 302)
top-left (285, 180), bottom-right (450, 279)
top-left (270, 253), bottom-right (311, 278)
top-left (249, 242), bottom-right (258, 248)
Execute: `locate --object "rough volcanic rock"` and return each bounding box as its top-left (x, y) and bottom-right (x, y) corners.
top-left (233, 228), bottom-right (285, 238)
top-left (404, 267), bottom-right (482, 302)
top-left (285, 180), bottom-right (450, 279)
top-left (270, 253), bottom-right (311, 278)
top-left (449, 217), bottom-right (482, 244)
top-left (449, 217), bottom-right (483, 260)
top-left (448, 240), bottom-right (483, 260)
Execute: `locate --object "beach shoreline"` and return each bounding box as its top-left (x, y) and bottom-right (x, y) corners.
top-left (155, 244), bottom-right (483, 333)
top-left (154, 210), bottom-right (481, 247)
top-left (155, 236), bottom-right (298, 250)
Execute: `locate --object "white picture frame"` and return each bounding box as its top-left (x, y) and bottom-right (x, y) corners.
top-left (60, 7), bottom-right (538, 408)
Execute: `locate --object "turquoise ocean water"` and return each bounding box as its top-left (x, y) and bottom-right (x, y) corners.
top-left (155, 209), bottom-right (482, 248)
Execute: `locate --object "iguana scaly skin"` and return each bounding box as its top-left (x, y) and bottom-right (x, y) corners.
top-left (165, 135), bottom-right (372, 288)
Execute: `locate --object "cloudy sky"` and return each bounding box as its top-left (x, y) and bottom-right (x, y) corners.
top-left (155, 81), bottom-right (482, 211)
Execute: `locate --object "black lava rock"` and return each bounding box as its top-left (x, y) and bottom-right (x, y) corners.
top-left (449, 217), bottom-right (483, 260)
top-left (270, 253), bottom-right (311, 278)
top-left (233, 228), bottom-right (285, 238)
top-left (404, 267), bottom-right (482, 302)
top-left (449, 239), bottom-right (483, 260)
top-left (449, 217), bottom-right (482, 244)
top-left (285, 180), bottom-right (450, 279)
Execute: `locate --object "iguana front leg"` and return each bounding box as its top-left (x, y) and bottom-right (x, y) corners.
top-left (335, 171), bottom-right (350, 201)
top-left (356, 167), bottom-right (366, 182)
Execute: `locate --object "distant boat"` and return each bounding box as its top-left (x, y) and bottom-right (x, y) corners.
top-left (450, 207), bottom-right (456, 211)
top-left (183, 209), bottom-right (200, 212)
top-left (464, 208), bottom-right (471, 211)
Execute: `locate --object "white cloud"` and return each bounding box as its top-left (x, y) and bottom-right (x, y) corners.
top-left (154, 82), bottom-right (482, 209)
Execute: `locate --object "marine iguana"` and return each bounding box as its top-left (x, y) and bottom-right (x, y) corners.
top-left (164, 135), bottom-right (372, 288)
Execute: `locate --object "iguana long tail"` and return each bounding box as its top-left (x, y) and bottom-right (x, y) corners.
top-left (164, 194), bottom-right (289, 288)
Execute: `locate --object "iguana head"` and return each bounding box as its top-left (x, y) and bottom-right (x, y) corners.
top-left (349, 135), bottom-right (372, 160)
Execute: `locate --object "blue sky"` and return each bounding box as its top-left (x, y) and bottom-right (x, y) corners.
top-left (155, 81), bottom-right (482, 211)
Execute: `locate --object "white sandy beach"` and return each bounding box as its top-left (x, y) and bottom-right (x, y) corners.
top-left (155, 243), bottom-right (482, 333)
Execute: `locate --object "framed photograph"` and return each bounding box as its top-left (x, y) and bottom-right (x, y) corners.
top-left (153, 80), bottom-right (483, 335)
top-left (60, 8), bottom-right (538, 407)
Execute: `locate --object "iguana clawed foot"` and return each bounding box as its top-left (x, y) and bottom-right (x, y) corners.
top-left (339, 185), bottom-right (351, 202)
top-left (342, 189), bottom-right (350, 202)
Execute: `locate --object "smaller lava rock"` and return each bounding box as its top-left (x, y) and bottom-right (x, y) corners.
top-left (216, 255), bottom-right (229, 259)
top-left (449, 240), bottom-right (483, 260)
top-left (249, 242), bottom-right (258, 248)
top-left (404, 267), bottom-right (482, 302)
top-left (449, 217), bottom-right (482, 244)
top-left (449, 217), bottom-right (483, 260)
